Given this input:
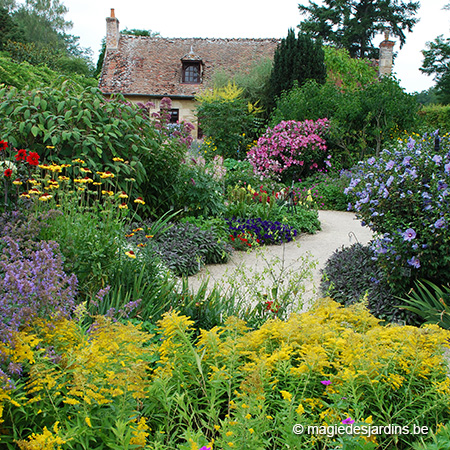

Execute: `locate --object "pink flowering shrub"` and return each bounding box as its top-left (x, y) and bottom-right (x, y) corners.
top-left (247, 119), bottom-right (331, 181)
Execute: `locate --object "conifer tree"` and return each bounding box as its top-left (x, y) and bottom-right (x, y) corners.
top-left (266, 29), bottom-right (326, 112)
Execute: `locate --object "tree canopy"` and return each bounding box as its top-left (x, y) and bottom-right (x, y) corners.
top-left (421, 35), bottom-right (450, 104)
top-left (298, 0), bottom-right (420, 58)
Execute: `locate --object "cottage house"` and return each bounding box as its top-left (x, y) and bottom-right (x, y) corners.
top-left (99, 9), bottom-right (394, 138)
top-left (99, 9), bottom-right (279, 138)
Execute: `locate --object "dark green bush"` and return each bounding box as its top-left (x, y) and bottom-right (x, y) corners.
top-left (127, 221), bottom-right (232, 277)
top-left (321, 243), bottom-right (415, 324)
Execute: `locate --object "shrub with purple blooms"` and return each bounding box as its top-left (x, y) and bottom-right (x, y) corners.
top-left (247, 118), bottom-right (331, 182)
top-left (345, 131), bottom-right (450, 293)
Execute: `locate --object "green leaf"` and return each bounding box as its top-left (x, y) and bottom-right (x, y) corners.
top-left (31, 125), bottom-right (39, 137)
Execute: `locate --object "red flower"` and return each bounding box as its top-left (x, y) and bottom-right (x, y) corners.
top-left (4, 168), bottom-right (12, 177)
top-left (27, 151), bottom-right (40, 166)
top-left (15, 149), bottom-right (27, 161)
top-left (0, 140), bottom-right (8, 151)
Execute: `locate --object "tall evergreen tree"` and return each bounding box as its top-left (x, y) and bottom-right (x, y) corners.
top-left (298, 0), bottom-right (419, 59)
top-left (266, 29), bottom-right (326, 111)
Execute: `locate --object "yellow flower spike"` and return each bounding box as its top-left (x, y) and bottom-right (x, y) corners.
top-left (280, 390), bottom-right (292, 402)
top-left (85, 417), bottom-right (92, 428)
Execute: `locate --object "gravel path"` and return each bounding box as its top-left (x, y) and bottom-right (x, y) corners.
top-left (188, 210), bottom-right (374, 308)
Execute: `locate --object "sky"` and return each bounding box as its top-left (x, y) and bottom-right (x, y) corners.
top-left (58, 0), bottom-right (450, 93)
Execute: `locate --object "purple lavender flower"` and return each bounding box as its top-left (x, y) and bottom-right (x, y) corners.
top-left (445, 163), bottom-right (450, 174)
top-left (432, 155), bottom-right (443, 164)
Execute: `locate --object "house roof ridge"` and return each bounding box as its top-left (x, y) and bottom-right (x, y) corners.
top-left (120, 35), bottom-right (280, 42)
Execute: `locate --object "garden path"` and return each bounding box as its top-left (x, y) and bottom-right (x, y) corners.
top-left (188, 210), bottom-right (374, 310)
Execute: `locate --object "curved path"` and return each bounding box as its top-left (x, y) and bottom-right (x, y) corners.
top-left (188, 210), bottom-right (374, 308)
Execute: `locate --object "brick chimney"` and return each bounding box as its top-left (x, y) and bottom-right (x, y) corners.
top-left (378, 30), bottom-right (394, 77)
top-left (106, 8), bottom-right (120, 50)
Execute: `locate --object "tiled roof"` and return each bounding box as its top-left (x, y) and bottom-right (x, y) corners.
top-left (99, 35), bottom-right (279, 98)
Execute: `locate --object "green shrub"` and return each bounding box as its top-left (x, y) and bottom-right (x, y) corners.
top-left (0, 82), bottom-right (189, 216)
top-left (126, 221), bottom-right (232, 277)
top-left (321, 243), bottom-right (416, 324)
top-left (418, 104), bottom-right (450, 134)
top-left (176, 154), bottom-right (226, 217)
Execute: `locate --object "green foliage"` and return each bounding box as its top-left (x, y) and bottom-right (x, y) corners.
top-left (271, 76), bottom-right (420, 165)
top-left (196, 82), bottom-right (259, 159)
top-left (266, 29), bottom-right (326, 111)
top-left (5, 39), bottom-right (93, 75)
top-left (0, 52), bottom-right (95, 89)
top-left (176, 155), bottom-right (226, 217)
top-left (401, 280), bottom-right (450, 329)
top-left (299, 171), bottom-right (352, 210)
top-left (299, 0), bottom-right (420, 58)
top-left (321, 243), bottom-right (413, 324)
top-left (415, 87), bottom-right (440, 106)
top-left (0, 81), bottom-right (189, 215)
top-left (412, 423), bottom-right (450, 450)
top-left (213, 57), bottom-right (274, 109)
top-left (126, 220), bottom-right (232, 277)
top-left (418, 104), bottom-right (450, 132)
top-left (324, 46), bottom-right (378, 91)
top-left (0, 5), bottom-right (24, 48)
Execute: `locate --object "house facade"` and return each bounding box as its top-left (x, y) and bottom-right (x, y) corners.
top-left (99, 9), bottom-right (280, 137)
top-left (99, 10), bottom-right (394, 138)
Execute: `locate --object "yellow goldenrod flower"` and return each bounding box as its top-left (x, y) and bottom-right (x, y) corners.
top-left (85, 417), bottom-right (92, 428)
top-left (249, 428), bottom-right (254, 434)
top-left (281, 390), bottom-right (293, 402)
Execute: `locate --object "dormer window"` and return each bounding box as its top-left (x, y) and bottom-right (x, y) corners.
top-left (181, 46), bottom-right (202, 84)
top-left (182, 62), bottom-right (201, 84)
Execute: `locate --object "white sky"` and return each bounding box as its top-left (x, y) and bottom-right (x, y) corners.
top-left (60, 0), bottom-right (450, 93)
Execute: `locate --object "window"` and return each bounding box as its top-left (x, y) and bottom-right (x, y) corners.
top-left (169, 109), bottom-right (179, 124)
top-left (182, 62), bottom-right (201, 84)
